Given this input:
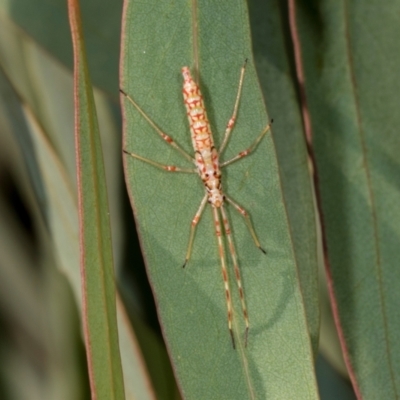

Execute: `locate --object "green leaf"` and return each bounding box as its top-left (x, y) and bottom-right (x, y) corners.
top-left (121, 1), bottom-right (318, 398)
top-left (248, 0), bottom-right (320, 357)
top-left (68, 1), bottom-right (124, 399)
top-left (297, 0), bottom-right (400, 397)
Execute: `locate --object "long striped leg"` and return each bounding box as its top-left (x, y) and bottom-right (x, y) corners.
top-left (212, 206), bottom-right (236, 349)
top-left (220, 120), bottom-right (273, 168)
top-left (220, 205), bottom-right (249, 346)
top-left (123, 150), bottom-right (196, 173)
top-left (225, 196), bottom-right (266, 254)
top-left (120, 89), bottom-right (195, 163)
top-left (219, 59), bottom-right (247, 155)
top-left (182, 194), bottom-right (208, 267)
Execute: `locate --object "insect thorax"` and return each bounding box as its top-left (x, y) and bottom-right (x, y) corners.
top-left (193, 149), bottom-right (224, 207)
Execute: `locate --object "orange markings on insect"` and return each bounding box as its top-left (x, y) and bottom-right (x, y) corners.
top-left (222, 268), bottom-right (228, 282)
top-left (162, 134), bottom-right (173, 143)
top-left (235, 268), bottom-right (241, 281)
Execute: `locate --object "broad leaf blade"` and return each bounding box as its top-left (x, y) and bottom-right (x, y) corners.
top-left (68, 1), bottom-right (125, 399)
top-left (121, 1), bottom-right (318, 398)
top-left (297, 0), bottom-right (400, 397)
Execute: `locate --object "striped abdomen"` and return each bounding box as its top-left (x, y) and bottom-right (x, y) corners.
top-left (182, 67), bottom-right (223, 207)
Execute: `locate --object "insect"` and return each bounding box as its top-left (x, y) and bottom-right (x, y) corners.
top-left (121, 60), bottom-right (272, 348)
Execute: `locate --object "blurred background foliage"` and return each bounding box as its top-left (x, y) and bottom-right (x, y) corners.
top-left (2, 0), bottom-right (399, 398)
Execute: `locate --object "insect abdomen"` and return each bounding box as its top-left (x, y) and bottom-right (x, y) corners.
top-left (182, 67), bottom-right (224, 208)
top-left (181, 67), bottom-right (214, 153)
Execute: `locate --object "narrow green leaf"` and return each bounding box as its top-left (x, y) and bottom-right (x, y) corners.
top-left (297, 0), bottom-right (400, 398)
top-left (68, 1), bottom-right (125, 399)
top-left (248, 0), bottom-right (320, 356)
top-left (121, 1), bottom-right (318, 398)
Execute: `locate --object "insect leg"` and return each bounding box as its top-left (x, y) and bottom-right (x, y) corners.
top-left (220, 205), bottom-right (249, 346)
top-left (225, 196), bottom-right (266, 254)
top-left (123, 150), bottom-right (196, 173)
top-left (120, 89), bottom-right (194, 162)
top-left (182, 194), bottom-right (208, 267)
top-left (212, 206), bottom-right (236, 349)
top-left (220, 120), bottom-right (273, 168)
top-left (219, 59), bottom-right (247, 155)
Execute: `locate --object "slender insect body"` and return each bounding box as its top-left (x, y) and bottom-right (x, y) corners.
top-left (122, 62), bottom-right (273, 348)
top-left (182, 66), bottom-right (224, 208)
